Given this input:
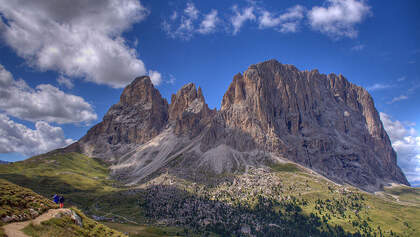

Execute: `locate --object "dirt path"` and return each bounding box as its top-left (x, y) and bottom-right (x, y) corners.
top-left (3, 208), bottom-right (70, 237)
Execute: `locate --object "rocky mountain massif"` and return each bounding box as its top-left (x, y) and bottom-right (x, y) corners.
top-left (66, 59), bottom-right (408, 191)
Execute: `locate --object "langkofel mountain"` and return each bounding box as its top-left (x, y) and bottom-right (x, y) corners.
top-left (64, 59), bottom-right (408, 191)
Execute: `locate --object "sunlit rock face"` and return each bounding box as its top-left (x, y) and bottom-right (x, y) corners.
top-left (66, 59), bottom-right (408, 191)
top-left (216, 59), bottom-right (408, 190)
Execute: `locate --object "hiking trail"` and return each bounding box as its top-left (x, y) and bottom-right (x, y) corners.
top-left (2, 208), bottom-right (70, 237)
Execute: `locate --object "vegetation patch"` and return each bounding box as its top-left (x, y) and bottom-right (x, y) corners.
top-left (0, 153), bottom-right (118, 212)
top-left (269, 162), bottom-right (301, 172)
top-left (0, 178), bottom-right (57, 225)
top-left (102, 222), bottom-right (208, 237)
top-left (1, 152), bottom-right (420, 236)
top-left (23, 208), bottom-right (126, 237)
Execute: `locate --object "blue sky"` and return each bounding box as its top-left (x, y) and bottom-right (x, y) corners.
top-left (0, 0), bottom-right (419, 185)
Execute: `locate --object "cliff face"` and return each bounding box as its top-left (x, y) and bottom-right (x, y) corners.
top-left (213, 60), bottom-right (408, 189)
top-left (76, 76), bottom-right (169, 161)
top-left (70, 59), bottom-right (408, 191)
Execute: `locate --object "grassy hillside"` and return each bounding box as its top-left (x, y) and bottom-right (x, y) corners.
top-left (1, 153), bottom-right (419, 236)
top-left (0, 152), bottom-right (118, 210)
top-left (0, 153), bottom-right (204, 236)
top-left (0, 178), bottom-right (126, 237)
top-left (0, 178), bottom-right (57, 236)
top-left (0, 178), bottom-right (57, 225)
top-left (23, 208), bottom-right (126, 237)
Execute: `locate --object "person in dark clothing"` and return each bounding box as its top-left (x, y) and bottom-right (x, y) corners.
top-left (59, 196), bottom-right (64, 208)
top-left (53, 194), bottom-right (59, 204)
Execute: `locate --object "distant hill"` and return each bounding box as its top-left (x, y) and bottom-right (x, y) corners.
top-left (0, 161), bottom-right (8, 164)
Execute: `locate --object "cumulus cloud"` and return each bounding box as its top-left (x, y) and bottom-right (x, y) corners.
top-left (380, 113), bottom-right (420, 186)
top-left (0, 114), bottom-right (74, 156)
top-left (308, 0), bottom-right (371, 38)
top-left (0, 0), bottom-right (162, 88)
top-left (57, 76), bottom-right (74, 89)
top-left (0, 64), bottom-right (97, 124)
top-left (258, 5), bottom-right (305, 33)
top-left (148, 70), bottom-right (162, 86)
top-left (231, 6), bottom-right (256, 35)
top-left (163, 2), bottom-right (219, 40)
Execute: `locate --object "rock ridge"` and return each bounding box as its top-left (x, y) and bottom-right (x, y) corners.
top-left (65, 59), bottom-right (408, 191)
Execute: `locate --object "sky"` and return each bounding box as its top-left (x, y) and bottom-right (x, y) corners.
top-left (0, 0), bottom-right (419, 186)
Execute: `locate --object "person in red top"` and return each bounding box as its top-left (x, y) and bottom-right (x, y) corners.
top-left (59, 196), bottom-right (65, 208)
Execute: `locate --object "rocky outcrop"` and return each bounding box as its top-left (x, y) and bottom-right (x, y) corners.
top-left (169, 83), bottom-right (215, 137)
top-left (214, 59), bottom-right (408, 189)
top-left (75, 76), bottom-right (169, 161)
top-left (66, 59), bottom-right (408, 191)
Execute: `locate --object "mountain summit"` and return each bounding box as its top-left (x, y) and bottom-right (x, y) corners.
top-left (67, 59), bottom-right (408, 191)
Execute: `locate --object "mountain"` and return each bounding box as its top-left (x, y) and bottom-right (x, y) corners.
top-left (0, 160), bottom-right (8, 164)
top-left (66, 59), bottom-right (408, 192)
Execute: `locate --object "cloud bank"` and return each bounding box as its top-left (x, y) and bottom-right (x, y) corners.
top-left (0, 64), bottom-right (97, 124)
top-left (0, 0), bottom-right (161, 87)
top-left (380, 112), bottom-right (420, 187)
top-left (0, 114), bottom-right (74, 156)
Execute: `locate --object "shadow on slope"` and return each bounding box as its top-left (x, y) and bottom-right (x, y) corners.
top-left (141, 184), bottom-right (363, 237)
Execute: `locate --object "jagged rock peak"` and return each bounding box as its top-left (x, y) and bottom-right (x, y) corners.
top-left (169, 82), bottom-right (209, 120)
top-left (75, 75), bottom-right (169, 160)
top-left (120, 76), bottom-right (166, 106)
top-left (169, 82), bottom-right (215, 137)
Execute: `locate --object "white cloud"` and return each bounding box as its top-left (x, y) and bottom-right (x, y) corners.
top-left (0, 64), bottom-right (97, 124)
top-left (231, 5), bottom-right (256, 35)
top-left (366, 83), bottom-right (391, 91)
top-left (148, 70), bottom-right (162, 86)
top-left (198, 10), bottom-right (219, 34)
top-left (0, 114), bottom-right (74, 156)
top-left (184, 2), bottom-right (199, 20)
top-left (388, 95), bottom-right (408, 104)
top-left (380, 113), bottom-right (420, 186)
top-left (258, 5), bottom-right (305, 33)
top-left (57, 76), bottom-right (74, 89)
top-left (397, 76), bottom-right (406, 82)
top-left (0, 0), bottom-right (160, 88)
top-left (163, 2), bottom-right (219, 40)
top-left (308, 0), bottom-right (371, 38)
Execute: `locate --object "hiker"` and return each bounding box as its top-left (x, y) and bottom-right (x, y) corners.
top-left (59, 195), bottom-right (65, 208)
top-left (53, 194), bottom-right (59, 204)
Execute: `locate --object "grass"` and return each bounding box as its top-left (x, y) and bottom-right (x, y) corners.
top-left (280, 171), bottom-right (420, 236)
top-left (23, 208), bottom-right (126, 237)
top-left (1, 152), bottom-right (420, 236)
top-left (102, 222), bottom-right (209, 237)
top-left (268, 162), bottom-right (301, 172)
top-left (0, 177), bottom-right (125, 237)
top-left (0, 178), bottom-right (57, 225)
top-left (0, 152), bottom-right (119, 214)
top-left (384, 185), bottom-right (420, 205)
